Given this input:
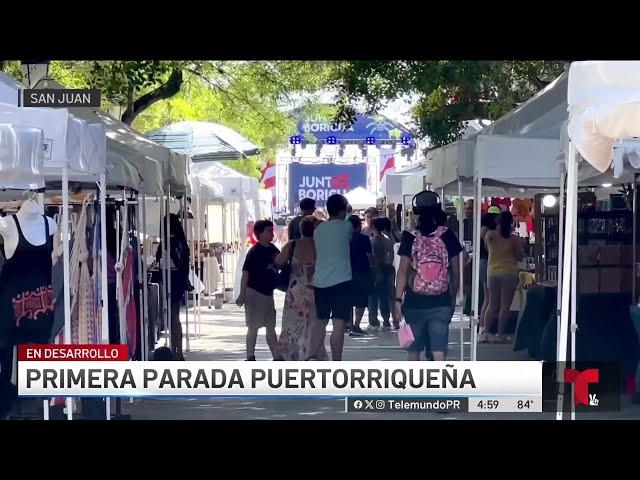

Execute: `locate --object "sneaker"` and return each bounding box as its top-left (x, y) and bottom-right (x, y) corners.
top-left (273, 356), bottom-right (285, 361)
top-left (246, 356), bottom-right (256, 361)
top-left (478, 333), bottom-right (491, 344)
top-left (368, 323), bottom-right (381, 331)
top-left (382, 322), bottom-right (392, 331)
top-left (349, 326), bottom-right (366, 337)
top-left (490, 334), bottom-right (511, 344)
top-left (392, 322), bottom-right (400, 330)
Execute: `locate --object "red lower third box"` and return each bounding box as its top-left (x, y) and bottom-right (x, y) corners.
top-left (18, 344), bottom-right (129, 361)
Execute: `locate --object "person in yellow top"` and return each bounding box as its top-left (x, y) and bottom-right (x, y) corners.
top-left (479, 210), bottom-right (523, 344)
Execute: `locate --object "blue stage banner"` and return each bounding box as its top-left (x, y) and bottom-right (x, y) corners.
top-left (289, 163), bottom-right (368, 212)
top-left (295, 112), bottom-right (411, 142)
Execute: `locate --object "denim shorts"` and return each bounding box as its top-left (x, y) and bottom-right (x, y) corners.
top-left (404, 306), bottom-right (454, 353)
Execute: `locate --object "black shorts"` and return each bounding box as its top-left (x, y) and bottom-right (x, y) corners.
top-left (314, 281), bottom-right (352, 322)
top-left (351, 270), bottom-right (373, 308)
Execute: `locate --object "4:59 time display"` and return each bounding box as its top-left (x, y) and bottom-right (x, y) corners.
top-left (476, 400), bottom-right (500, 410)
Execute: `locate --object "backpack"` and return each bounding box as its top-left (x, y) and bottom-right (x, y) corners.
top-left (410, 227), bottom-right (449, 295)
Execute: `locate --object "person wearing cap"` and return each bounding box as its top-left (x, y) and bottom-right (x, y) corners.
top-left (395, 190), bottom-right (463, 361)
top-left (478, 206), bottom-right (501, 334)
top-left (289, 198), bottom-right (316, 241)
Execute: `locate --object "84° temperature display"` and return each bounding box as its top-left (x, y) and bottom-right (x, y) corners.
top-left (469, 396), bottom-right (541, 412)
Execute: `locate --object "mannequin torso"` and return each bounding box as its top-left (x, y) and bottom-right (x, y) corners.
top-left (0, 200), bottom-right (57, 259)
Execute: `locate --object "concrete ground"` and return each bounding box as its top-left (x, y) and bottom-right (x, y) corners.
top-left (120, 293), bottom-right (640, 420)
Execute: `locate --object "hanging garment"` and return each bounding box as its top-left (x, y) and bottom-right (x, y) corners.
top-left (116, 204), bottom-right (134, 354)
top-left (50, 211), bottom-right (66, 342)
top-left (124, 249), bottom-right (138, 357)
top-left (92, 209), bottom-right (102, 345)
top-left (69, 199), bottom-right (94, 344)
top-left (0, 215), bottom-right (54, 347)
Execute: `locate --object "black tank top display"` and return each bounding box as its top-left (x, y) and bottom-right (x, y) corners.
top-left (0, 215), bottom-right (54, 347)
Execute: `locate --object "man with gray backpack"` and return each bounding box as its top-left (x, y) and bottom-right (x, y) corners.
top-left (394, 191), bottom-right (463, 361)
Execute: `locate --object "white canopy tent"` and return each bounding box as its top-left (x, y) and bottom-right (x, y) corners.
top-left (381, 162), bottom-right (426, 205)
top-left (192, 161), bottom-right (261, 298)
top-left (0, 98), bottom-right (111, 420)
top-left (558, 61), bottom-right (640, 420)
top-left (0, 73), bottom-right (157, 195)
top-left (345, 186), bottom-right (377, 209)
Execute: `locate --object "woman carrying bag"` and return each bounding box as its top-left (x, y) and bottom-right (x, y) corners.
top-left (274, 215), bottom-right (327, 360)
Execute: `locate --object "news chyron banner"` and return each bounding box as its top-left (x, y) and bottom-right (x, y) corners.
top-left (18, 346), bottom-right (548, 412)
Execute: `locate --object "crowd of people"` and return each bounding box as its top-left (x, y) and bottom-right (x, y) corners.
top-left (236, 190), bottom-right (473, 362)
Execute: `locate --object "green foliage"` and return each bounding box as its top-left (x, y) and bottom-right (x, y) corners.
top-left (39, 61), bottom-right (339, 178)
top-left (333, 60), bottom-right (566, 148)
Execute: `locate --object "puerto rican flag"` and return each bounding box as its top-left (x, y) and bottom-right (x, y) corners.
top-left (379, 148), bottom-right (396, 181)
top-left (260, 161), bottom-right (276, 206)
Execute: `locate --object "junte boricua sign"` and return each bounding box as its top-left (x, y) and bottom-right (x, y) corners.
top-left (294, 111), bottom-right (411, 142)
top-left (22, 88), bottom-right (101, 108)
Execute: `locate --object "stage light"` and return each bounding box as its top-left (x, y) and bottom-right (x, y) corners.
top-left (338, 143), bottom-right (345, 157)
top-left (290, 145), bottom-right (296, 157)
top-left (391, 141), bottom-right (397, 149)
top-left (601, 183), bottom-right (612, 188)
top-left (289, 135), bottom-right (301, 145)
top-left (366, 136), bottom-right (376, 145)
top-left (542, 195), bottom-right (557, 208)
top-left (315, 144), bottom-right (322, 157)
top-left (326, 136), bottom-right (337, 145)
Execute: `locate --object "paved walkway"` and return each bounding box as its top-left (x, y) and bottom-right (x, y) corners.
top-left (122, 294), bottom-right (640, 420)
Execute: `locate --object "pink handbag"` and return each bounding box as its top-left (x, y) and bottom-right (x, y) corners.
top-left (398, 320), bottom-right (415, 349)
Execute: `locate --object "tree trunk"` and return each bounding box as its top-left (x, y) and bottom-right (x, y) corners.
top-left (121, 68), bottom-right (183, 126)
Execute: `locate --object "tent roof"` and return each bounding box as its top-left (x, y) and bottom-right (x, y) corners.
top-left (26, 78), bottom-right (186, 195)
top-left (428, 72), bottom-right (569, 190)
top-left (149, 121), bottom-right (260, 162)
top-left (345, 186), bottom-right (376, 208)
top-left (567, 61), bottom-right (640, 178)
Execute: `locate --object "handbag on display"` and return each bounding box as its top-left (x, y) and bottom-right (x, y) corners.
top-left (276, 241), bottom-right (296, 292)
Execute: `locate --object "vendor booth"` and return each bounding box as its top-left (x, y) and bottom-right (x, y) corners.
top-left (557, 61), bottom-right (640, 418)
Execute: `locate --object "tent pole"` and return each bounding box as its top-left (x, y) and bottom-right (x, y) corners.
top-left (195, 193), bottom-right (202, 338)
top-left (160, 197), bottom-right (168, 347)
top-left (570, 156), bottom-right (579, 421)
top-left (99, 174), bottom-right (110, 420)
top-left (457, 179), bottom-right (465, 361)
top-left (140, 191), bottom-right (149, 360)
top-left (556, 142), bottom-right (579, 421)
top-left (166, 188), bottom-right (173, 351)
top-left (471, 176), bottom-right (483, 361)
top-left (556, 171), bottom-right (566, 361)
top-left (61, 165), bottom-right (73, 420)
top-left (633, 173), bottom-right (638, 304)
top-left (182, 195), bottom-right (190, 353)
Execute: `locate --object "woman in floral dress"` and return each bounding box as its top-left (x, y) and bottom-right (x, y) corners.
top-left (275, 215), bottom-right (328, 360)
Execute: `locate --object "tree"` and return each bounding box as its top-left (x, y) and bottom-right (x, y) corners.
top-left (6, 60), bottom-right (338, 178)
top-left (331, 61), bottom-right (566, 148)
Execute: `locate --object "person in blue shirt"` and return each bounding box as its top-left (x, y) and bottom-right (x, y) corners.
top-left (348, 215), bottom-right (373, 336)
